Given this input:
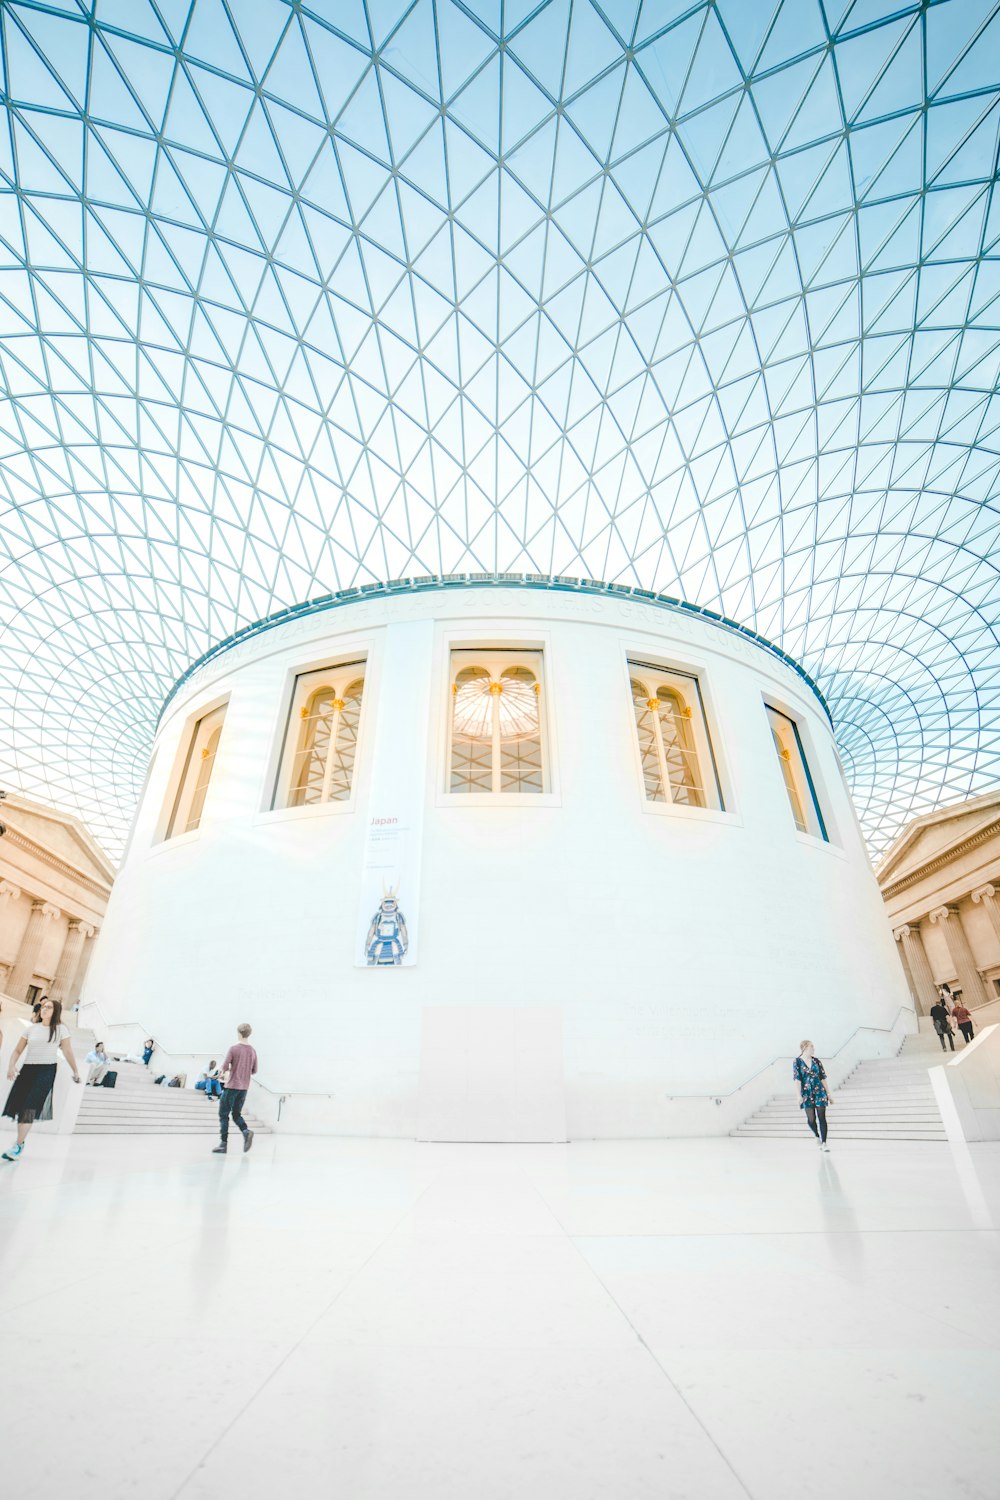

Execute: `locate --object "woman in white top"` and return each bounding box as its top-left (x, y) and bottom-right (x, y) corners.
top-left (2, 996), bottom-right (80, 1161)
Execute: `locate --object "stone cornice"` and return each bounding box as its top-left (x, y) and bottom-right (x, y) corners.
top-left (1, 826), bottom-right (111, 904)
top-left (160, 573), bottom-right (832, 726)
top-left (879, 818), bottom-right (1000, 902)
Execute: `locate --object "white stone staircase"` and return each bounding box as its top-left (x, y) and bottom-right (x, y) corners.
top-left (74, 1057), bottom-right (267, 1136)
top-left (733, 1033), bottom-right (951, 1141)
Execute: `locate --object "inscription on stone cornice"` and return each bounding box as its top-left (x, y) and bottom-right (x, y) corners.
top-left (879, 821), bottom-right (1000, 901)
top-left (170, 589), bottom-right (810, 725)
top-left (0, 827), bottom-right (111, 903)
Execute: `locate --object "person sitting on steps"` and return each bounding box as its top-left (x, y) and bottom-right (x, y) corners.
top-left (86, 1042), bottom-right (110, 1086)
top-left (196, 1061), bottom-right (223, 1100)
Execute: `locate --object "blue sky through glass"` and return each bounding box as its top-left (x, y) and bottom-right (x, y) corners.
top-left (0, 0), bottom-right (998, 859)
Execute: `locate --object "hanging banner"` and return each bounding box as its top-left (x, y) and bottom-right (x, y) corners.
top-left (355, 620), bottom-right (432, 967)
top-left (358, 815), bottom-right (415, 966)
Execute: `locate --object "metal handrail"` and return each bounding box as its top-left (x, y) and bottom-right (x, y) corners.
top-left (81, 999), bottom-right (916, 1108)
top-left (664, 1005), bottom-right (916, 1100)
top-left (78, 1000), bottom-right (338, 1100)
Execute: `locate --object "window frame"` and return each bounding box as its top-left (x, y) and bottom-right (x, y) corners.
top-left (156, 695), bottom-right (230, 844)
top-left (764, 699), bottom-right (830, 842)
top-left (621, 648), bottom-right (734, 823)
top-left (628, 657), bottom-right (726, 812)
top-left (268, 655), bottom-right (369, 815)
top-left (436, 631), bottom-right (560, 807)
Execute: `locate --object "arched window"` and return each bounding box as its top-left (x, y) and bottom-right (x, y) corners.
top-left (164, 702), bottom-right (227, 839)
top-left (450, 650), bottom-right (544, 794)
top-left (275, 661), bottom-right (366, 809)
top-left (765, 704), bottom-right (827, 840)
top-left (629, 662), bottom-right (723, 810)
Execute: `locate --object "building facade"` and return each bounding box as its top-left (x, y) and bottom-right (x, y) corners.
top-left (878, 792), bottom-right (1000, 1015)
top-left (85, 579), bottom-right (912, 1138)
top-left (0, 792), bottom-right (113, 1009)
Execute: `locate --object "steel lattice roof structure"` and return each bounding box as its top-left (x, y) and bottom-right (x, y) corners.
top-left (1, 0), bottom-right (999, 862)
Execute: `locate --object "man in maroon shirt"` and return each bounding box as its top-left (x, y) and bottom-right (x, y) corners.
top-left (212, 1022), bottom-right (257, 1154)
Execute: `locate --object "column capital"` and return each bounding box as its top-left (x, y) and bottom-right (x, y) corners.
top-left (893, 926), bottom-right (914, 941)
top-left (34, 901), bottom-right (62, 921)
top-left (971, 884), bottom-right (997, 904)
top-left (929, 905), bottom-right (955, 925)
top-left (68, 920), bottom-right (96, 939)
top-left (0, 880), bottom-right (21, 901)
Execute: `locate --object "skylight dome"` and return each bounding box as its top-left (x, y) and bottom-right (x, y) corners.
top-left (0, 0), bottom-right (998, 861)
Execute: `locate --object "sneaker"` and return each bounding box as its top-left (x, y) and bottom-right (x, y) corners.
top-left (212, 1143), bottom-right (227, 1154)
top-left (242, 1129), bottom-right (254, 1153)
top-left (820, 1142), bottom-right (830, 1152)
top-left (2, 1143), bottom-right (23, 1161)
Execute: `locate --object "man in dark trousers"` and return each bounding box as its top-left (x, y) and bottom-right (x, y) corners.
top-left (213, 1022), bottom-right (257, 1154)
top-left (929, 996), bottom-right (955, 1052)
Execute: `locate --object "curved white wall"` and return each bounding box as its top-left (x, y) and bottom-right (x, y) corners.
top-left (85, 584), bottom-right (913, 1137)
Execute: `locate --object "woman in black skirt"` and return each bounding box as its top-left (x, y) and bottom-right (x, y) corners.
top-left (2, 996), bottom-right (80, 1161)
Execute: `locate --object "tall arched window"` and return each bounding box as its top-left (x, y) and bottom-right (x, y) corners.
top-left (629, 662), bottom-right (723, 810)
top-left (765, 704), bottom-right (828, 840)
top-left (450, 650), bottom-right (544, 794)
top-left (274, 660), bottom-right (366, 809)
top-left (164, 702), bottom-right (228, 839)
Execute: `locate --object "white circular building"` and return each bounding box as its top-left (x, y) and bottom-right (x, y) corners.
top-left (84, 578), bottom-right (913, 1138)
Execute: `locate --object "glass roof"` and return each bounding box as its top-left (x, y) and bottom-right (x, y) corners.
top-left (1, 0), bottom-right (998, 863)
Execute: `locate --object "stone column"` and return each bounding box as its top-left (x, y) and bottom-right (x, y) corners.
top-left (894, 925), bottom-right (937, 1015)
top-left (971, 884), bottom-right (1000, 948)
top-left (71, 926), bottom-right (99, 1003)
top-left (929, 904), bottom-right (988, 1007)
top-left (0, 881), bottom-right (23, 989)
top-left (6, 901), bottom-right (62, 1001)
top-left (49, 920), bottom-right (95, 1006)
top-left (892, 930), bottom-right (920, 1010)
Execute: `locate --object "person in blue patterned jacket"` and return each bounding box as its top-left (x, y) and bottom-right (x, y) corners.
top-left (793, 1040), bottom-right (830, 1150)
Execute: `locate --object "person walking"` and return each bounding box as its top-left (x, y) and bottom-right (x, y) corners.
top-left (951, 996), bottom-right (975, 1045)
top-left (930, 996), bottom-right (955, 1052)
top-left (213, 1023), bottom-right (257, 1155)
top-left (2, 996), bottom-right (80, 1161)
top-left (793, 1040), bottom-right (831, 1150)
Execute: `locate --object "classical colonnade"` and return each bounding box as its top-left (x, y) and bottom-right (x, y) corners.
top-left (894, 881), bottom-right (1000, 1014)
top-left (0, 880), bottom-right (99, 1008)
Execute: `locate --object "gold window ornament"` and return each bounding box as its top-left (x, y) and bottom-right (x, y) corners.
top-left (449, 649), bottom-right (544, 794)
top-left (628, 662), bottom-right (723, 810)
top-left (275, 660), bottom-right (366, 810)
top-left (164, 702), bottom-right (227, 839)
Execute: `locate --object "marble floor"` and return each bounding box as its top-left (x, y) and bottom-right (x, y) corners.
top-left (1, 1132), bottom-right (998, 1500)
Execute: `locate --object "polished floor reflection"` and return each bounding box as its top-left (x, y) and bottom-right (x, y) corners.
top-left (1, 1134), bottom-right (997, 1499)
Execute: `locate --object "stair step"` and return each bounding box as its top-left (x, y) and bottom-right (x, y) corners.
top-left (74, 1079), bottom-right (267, 1134)
top-left (838, 1093), bottom-right (938, 1101)
top-left (77, 1102), bottom-right (219, 1109)
top-left (734, 1036), bottom-right (948, 1141)
top-left (740, 1110), bottom-right (944, 1121)
top-left (734, 1126), bottom-right (949, 1135)
top-left (734, 1131), bottom-right (948, 1141)
top-left (75, 1125), bottom-right (241, 1135)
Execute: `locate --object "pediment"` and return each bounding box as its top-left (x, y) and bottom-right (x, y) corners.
top-left (877, 791), bottom-right (1000, 886)
top-left (1, 795), bottom-right (115, 888)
